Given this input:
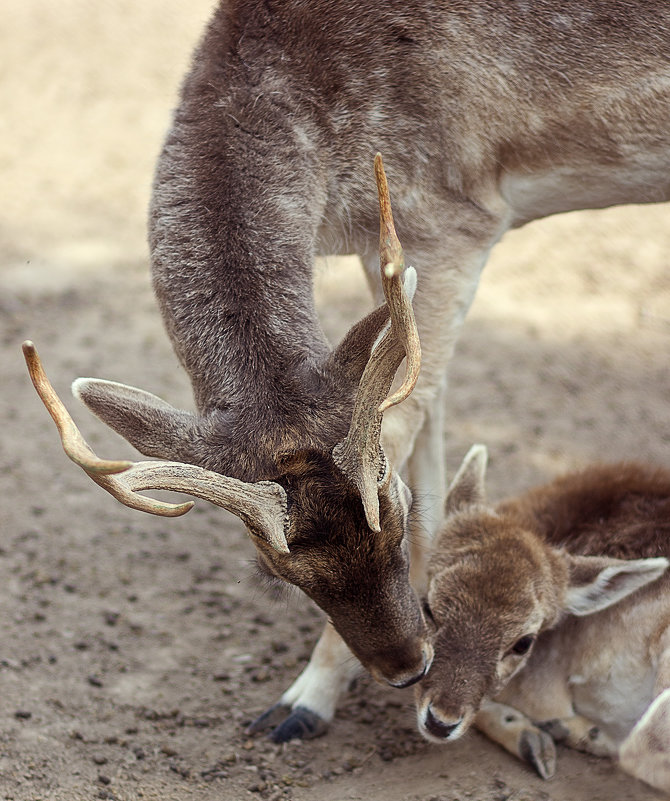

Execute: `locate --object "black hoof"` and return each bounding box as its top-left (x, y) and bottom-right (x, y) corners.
top-left (269, 706), bottom-right (328, 743)
top-left (519, 728), bottom-right (557, 780)
top-left (246, 702), bottom-right (291, 734)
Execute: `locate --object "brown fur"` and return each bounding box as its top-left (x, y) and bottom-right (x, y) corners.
top-left (416, 448), bottom-right (670, 791)
top-left (150, 1), bottom-right (670, 469)
top-left (254, 448), bottom-right (425, 678)
top-left (498, 463), bottom-right (670, 560)
top-left (60, 0), bottom-right (670, 736)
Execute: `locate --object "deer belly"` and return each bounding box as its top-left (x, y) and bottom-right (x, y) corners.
top-left (500, 159), bottom-right (670, 228)
top-left (568, 661), bottom-right (656, 744)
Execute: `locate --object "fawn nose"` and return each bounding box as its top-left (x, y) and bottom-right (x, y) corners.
top-left (424, 705), bottom-right (462, 739)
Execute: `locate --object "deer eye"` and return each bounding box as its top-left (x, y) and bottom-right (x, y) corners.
top-left (508, 635), bottom-right (535, 656)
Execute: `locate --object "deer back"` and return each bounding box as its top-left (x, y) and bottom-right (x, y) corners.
top-left (498, 463), bottom-right (670, 560)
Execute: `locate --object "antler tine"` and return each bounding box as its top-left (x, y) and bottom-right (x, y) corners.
top-left (374, 153), bottom-right (421, 412)
top-left (22, 341), bottom-right (290, 551)
top-left (350, 154), bottom-right (421, 420)
top-left (22, 340), bottom-right (194, 516)
top-left (23, 341), bottom-right (133, 476)
top-left (332, 156), bottom-right (422, 532)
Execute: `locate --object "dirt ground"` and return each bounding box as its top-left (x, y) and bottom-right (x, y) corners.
top-left (3, 2), bottom-right (670, 800)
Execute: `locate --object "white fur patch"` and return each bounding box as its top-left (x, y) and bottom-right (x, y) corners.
top-left (280, 651), bottom-right (362, 721)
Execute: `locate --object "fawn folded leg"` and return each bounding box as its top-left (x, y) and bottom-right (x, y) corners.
top-left (475, 700), bottom-right (557, 780)
top-left (619, 641), bottom-right (670, 793)
top-left (619, 688), bottom-right (670, 793)
top-left (539, 714), bottom-right (618, 758)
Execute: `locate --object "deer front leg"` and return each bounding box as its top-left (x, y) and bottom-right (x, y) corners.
top-left (539, 714), bottom-right (618, 758)
top-left (257, 207), bottom-right (508, 742)
top-left (475, 700), bottom-right (557, 780)
top-left (371, 219), bottom-right (508, 543)
top-left (406, 381), bottom-right (447, 590)
top-left (247, 622), bottom-right (363, 742)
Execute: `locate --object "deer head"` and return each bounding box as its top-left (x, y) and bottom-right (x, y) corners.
top-left (415, 446), bottom-right (668, 742)
top-left (23, 155), bottom-right (433, 688)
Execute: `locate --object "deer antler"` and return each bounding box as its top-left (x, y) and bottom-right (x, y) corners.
top-left (374, 153), bottom-right (421, 412)
top-left (22, 341), bottom-right (290, 553)
top-left (332, 154), bottom-right (422, 532)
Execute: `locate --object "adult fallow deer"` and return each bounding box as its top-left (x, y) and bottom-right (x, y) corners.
top-left (23, 157), bottom-right (433, 741)
top-left (416, 445), bottom-right (670, 794)
top-left (26, 1), bottom-right (670, 739)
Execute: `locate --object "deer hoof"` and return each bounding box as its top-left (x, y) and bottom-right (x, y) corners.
top-left (269, 706), bottom-right (329, 742)
top-left (246, 702), bottom-right (292, 734)
top-left (519, 728), bottom-right (557, 780)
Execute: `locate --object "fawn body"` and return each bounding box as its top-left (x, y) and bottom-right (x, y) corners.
top-left (416, 446), bottom-right (670, 792)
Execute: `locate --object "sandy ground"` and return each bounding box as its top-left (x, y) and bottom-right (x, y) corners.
top-left (2, 2), bottom-right (670, 800)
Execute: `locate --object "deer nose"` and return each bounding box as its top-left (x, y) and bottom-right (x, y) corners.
top-left (390, 667), bottom-right (426, 689)
top-left (424, 706), bottom-right (462, 740)
top-left (386, 641), bottom-right (434, 688)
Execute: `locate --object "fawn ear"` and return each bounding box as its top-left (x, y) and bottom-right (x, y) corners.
top-left (563, 554), bottom-right (669, 616)
top-left (445, 445), bottom-right (488, 514)
top-left (73, 378), bottom-right (198, 462)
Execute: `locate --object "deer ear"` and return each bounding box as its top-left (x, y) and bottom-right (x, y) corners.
top-left (563, 554), bottom-right (669, 616)
top-left (445, 444), bottom-right (488, 514)
top-left (73, 378), bottom-right (198, 462)
top-left (327, 266), bottom-right (417, 388)
top-left (326, 303), bottom-right (391, 387)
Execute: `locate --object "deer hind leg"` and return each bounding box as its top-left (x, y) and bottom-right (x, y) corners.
top-left (406, 380), bottom-right (447, 590)
top-left (247, 622), bottom-right (362, 742)
top-left (362, 234), bottom-right (502, 513)
top-left (619, 687), bottom-right (670, 793)
top-left (475, 700), bottom-right (557, 780)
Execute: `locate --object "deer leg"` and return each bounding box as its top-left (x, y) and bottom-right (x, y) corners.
top-left (619, 644), bottom-right (670, 794)
top-left (375, 236), bottom-right (503, 468)
top-left (257, 213), bottom-right (509, 742)
top-left (475, 700), bottom-right (557, 780)
top-left (539, 714), bottom-right (618, 758)
top-left (247, 621), bottom-right (362, 742)
top-left (619, 688), bottom-right (670, 793)
top-left (407, 380), bottom-right (447, 590)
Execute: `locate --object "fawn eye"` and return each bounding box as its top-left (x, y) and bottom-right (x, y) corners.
top-left (509, 635), bottom-right (535, 656)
